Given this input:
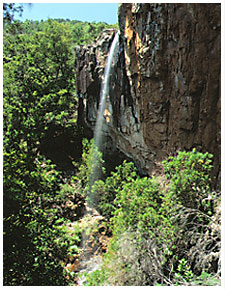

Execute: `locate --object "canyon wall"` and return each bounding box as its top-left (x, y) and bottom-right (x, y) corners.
top-left (75, 3), bottom-right (221, 179)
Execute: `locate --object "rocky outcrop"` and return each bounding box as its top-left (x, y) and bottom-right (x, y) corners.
top-left (75, 3), bottom-right (221, 180)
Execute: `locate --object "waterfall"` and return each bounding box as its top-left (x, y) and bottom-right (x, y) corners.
top-left (77, 32), bottom-right (120, 286)
top-left (94, 31), bottom-right (119, 150)
top-left (89, 31), bottom-right (120, 195)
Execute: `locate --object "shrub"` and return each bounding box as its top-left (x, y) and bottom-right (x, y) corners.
top-left (3, 156), bottom-right (82, 285)
top-left (85, 149), bottom-right (220, 286)
top-left (162, 148), bottom-right (214, 211)
top-left (73, 138), bottom-right (105, 203)
top-left (91, 160), bottom-right (137, 218)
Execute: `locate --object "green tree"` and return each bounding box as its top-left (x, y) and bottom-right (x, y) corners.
top-left (3, 19), bottom-right (77, 179)
top-left (3, 19), bottom-right (78, 285)
top-left (3, 3), bottom-right (23, 24)
top-left (3, 12), bottom-right (120, 285)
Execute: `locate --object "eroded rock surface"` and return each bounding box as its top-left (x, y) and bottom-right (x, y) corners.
top-left (75, 3), bottom-right (221, 180)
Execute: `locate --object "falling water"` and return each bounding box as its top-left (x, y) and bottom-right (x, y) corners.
top-left (89, 31), bottom-right (120, 193)
top-left (94, 31), bottom-right (119, 150)
top-left (77, 32), bottom-right (120, 285)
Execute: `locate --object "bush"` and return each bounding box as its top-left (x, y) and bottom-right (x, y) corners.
top-left (91, 160), bottom-right (137, 218)
top-left (3, 156), bottom-right (82, 285)
top-left (73, 138), bottom-right (105, 204)
top-left (73, 140), bottom-right (137, 218)
top-left (85, 149), bottom-right (220, 286)
top-left (162, 148), bottom-right (214, 211)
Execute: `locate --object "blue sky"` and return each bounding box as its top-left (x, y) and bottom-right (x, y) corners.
top-left (15, 3), bottom-right (119, 24)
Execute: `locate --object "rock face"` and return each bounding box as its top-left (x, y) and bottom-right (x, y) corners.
top-left (75, 3), bottom-right (221, 179)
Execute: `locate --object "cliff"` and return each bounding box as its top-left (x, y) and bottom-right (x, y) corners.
top-left (75, 3), bottom-right (221, 180)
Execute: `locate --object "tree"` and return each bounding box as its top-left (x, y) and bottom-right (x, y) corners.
top-left (3, 17), bottom-right (119, 285)
top-left (3, 3), bottom-right (23, 24)
top-left (3, 19), bottom-right (78, 285)
top-left (4, 19), bottom-right (76, 152)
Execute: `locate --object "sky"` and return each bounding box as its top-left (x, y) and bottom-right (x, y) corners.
top-left (14, 3), bottom-right (119, 24)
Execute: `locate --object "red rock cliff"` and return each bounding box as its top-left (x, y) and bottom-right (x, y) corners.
top-left (75, 3), bottom-right (221, 180)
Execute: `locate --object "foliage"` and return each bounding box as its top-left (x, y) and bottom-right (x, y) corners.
top-left (3, 5), bottom-right (119, 284)
top-left (91, 160), bottom-right (137, 218)
top-left (3, 10), bottom-right (220, 286)
top-left (190, 271), bottom-right (221, 286)
top-left (162, 148), bottom-right (214, 210)
top-left (84, 149), bottom-right (220, 286)
top-left (96, 176), bottom-right (176, 285)
top-left (83, 268), bottom-right (106, 286)
top-left (68, 20), bottom-right (118, 45)
top-left (173, 258), bottom-right (194, 284)
top-left (4, 19), bottom-right (77, 145)
top-left (3, 155), bottom-right (82, 285)
top-left (4, 17), bottom-right (118, 44)
top-left (3, 13), bottom-right (118, 283)
top-left (3, 17), bottom-right (77, 217)
top-left (73, 138), bottom-right (105, 202)
top-left (3, 3), bottom-right (23, 24)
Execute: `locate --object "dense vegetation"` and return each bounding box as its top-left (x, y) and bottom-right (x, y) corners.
top-left (84, 149), bottom-right (220, 285)
top-left (3, 6), bottom-right (117, 285)
top-left (3, 4), bottom-right (220, 286)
